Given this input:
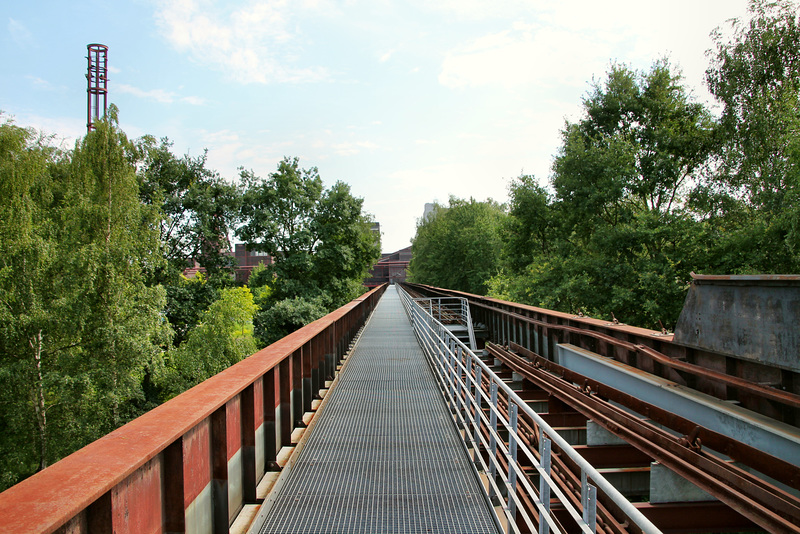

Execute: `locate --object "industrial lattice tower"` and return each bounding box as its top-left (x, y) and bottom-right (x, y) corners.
top-left (86, 44), bottom-right (108, 132)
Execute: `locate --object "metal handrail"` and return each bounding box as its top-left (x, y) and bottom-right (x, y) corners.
top-left (399, 286), bottom-right (662, 534)
top-left (413, 296), bottom-right (477, 350)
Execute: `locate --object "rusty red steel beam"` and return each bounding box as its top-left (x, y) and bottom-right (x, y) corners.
top-left (403, 282), bottom-right (800, 411)
top-left (0, 284), bottom-right (386, 534)
top-left (488, 343), bottom-right (800, 534)
top-left (632, 502), bottom-right (758, 532)
top-left (508, 342), bottom-right (800, 490)
top-left (491, 300), bottom-right (800, 410)
top-left (474, 369), bottom-right (633, 534)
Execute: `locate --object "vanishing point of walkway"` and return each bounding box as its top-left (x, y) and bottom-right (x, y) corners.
top-left (256, 285), bottom-right (499, 533)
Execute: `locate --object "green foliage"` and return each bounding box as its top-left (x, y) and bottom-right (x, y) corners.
top-left (0, 116), bottom-right (62, 487)
top-left (158, 286), bottom-right (258, 399)
top-left (164, 272), bottom-right (220, 347)
top-left (408, 197), bottom-right (506, 295)
top-left (705, 0), bottom-right (800, 272)
top-left (501, 176), bottom-right (555, 273)
top-left (237, 157), bottom-right (380, 344)
top-left (136, 136), bottom-right (242, 282)
top-left (0, 111), bottom-right (169, 490)
top-left (553, 60), bottom-right (715, 226)
top-left (492, 61), bottom-right (717, 329)
top-left (253, 296), bottom-right (328, 346)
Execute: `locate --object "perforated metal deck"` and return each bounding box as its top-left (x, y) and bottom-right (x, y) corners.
top-left (256, 285), bottom-right (499, 533)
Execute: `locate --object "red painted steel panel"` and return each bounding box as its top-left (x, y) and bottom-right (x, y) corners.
top-left (111, 457), bottom-right (163, 534)
top-left (182, 420), bottom-right (211, 509)
top-left (254, 378), bottom-right (264, 429)
top-left (226, 397), bottom-right (241, 462)
top-left (274, 367), bottom-right (281, 409)
top-left (0, 284), bottom-right (385, 534)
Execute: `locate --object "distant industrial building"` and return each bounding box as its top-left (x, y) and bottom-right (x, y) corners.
top-left (233, 244), bottom-right (273, 284)
top-left (364, 246), bottom-right (412, 288)
top-left (181, 244), bottom-right (273, 284)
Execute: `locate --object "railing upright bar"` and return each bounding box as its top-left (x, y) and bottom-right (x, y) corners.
top-left (508, 403), bottom-right (519, 533)
top-left (490, 381), bottom-right (498, 497)
top-left (397, 286), bottom-right (661, 534)
top-left (583, 482), bottom-right (597, 534)
top-left (540, 436), bottom-right (552, 534)
top-left (473, 366), bottom-right (482, 464)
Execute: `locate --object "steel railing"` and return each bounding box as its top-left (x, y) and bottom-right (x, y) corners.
top-left (399, 286), bottom-right (661, 534)
top-left (412, 296), bottom-right (477, 350)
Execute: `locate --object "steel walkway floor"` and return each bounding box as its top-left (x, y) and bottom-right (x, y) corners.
top-left (256, 285), bottom-right (499, 533)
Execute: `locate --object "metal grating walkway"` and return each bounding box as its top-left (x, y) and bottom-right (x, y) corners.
top-left (256, 285), bottom-right (499, 534)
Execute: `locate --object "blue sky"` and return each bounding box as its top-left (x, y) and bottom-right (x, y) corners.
top-left (2, 0), bottom-right (756, 252)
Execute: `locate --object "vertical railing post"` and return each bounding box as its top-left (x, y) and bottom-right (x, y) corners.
top-left (473, 366), bottom-right (482, 464)
top-left (163, 439), bottom-right (185, 533)
top-left (456, 344), bottom-right (464, 417)
top-left (278, 359), bottom-right (291, 448)
top-left (508, 403), bottom-right (518, 534)
top-left (582, 472), bottom-right (597, 534)
top-left (210, 407), bottom-right (229, 534)
top-left (292, 349), bottom-right (303, 427)
top-left (302, 342), bottom-right (313, 414)
top-left (490, 382), bottom-right (498, 497)
top-left (241, 384), bottom-right (257, 504)
top-left (540, 437), bottom-right (552, 534)
top-left (449, 341), bottom-right (456, 410)
top-left (263, 369), bottom-right (277, 470)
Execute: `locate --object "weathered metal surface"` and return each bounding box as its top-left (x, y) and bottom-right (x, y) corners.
top-left (674, 273), bottom-right (800, 372)
top-left (556, 343), bottom-right (800, 466)
top-left (402, 282), bottom-right (800, 416)
top-left (254, 286), bottom-right (499, 534)
top-left (0, 285), bottom-right (385, 534)
top-left (488, 342), bottom-right (800, 533)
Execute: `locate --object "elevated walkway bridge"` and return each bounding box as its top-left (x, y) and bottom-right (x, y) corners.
top-left (1, 279), bottom-right (799, 534)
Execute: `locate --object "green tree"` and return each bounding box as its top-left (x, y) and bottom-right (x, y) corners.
top-left (56, 107), bottom-right (170, 437)
top-left (253, 296), bottom-right (327, 346)
top-left (158, 286), bottom-right (258, 399)
top-left (408, 197), bottom-right (506, 295)
top-left (136, 137), bottom-right (242, 282)
top-left (237, 157), bottom-right (380, 344)
top-left (164, 272), bottom-right (220, 347)
top-left (553, 60), bottom-right (715, 230)
top-left (0, 110), bottom-right (170, 489)
top-left (0, 117), bottom-right (64, 487)
top-left (705, 0), bottom-right (800, 272)
top-left (501, 175), bottom-right (556, 274)
top-left (492, 62), bottom-right (716, 329)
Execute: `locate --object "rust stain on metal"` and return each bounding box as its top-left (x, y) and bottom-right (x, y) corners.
top-left (0, 284), bottom-right (386, 534)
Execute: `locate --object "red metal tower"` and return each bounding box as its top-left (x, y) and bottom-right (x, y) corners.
top-left (86, 44), bottom-right (108, 132)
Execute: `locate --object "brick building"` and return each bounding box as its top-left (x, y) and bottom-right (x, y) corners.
top-left (364, 246), bottom-right (412, 288)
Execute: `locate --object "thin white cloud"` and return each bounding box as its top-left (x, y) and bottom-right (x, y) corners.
top-left (379, 49), bottom-right (394, 63)
top-left (8, 18), bottom-right (34, 47)
top-left (154, 0), bottom-right (328, 84)
top-left (182, 95), bottom-right (207, 106)
top-left (331, 140), bottom-right (378, 156)
top-left (439, 22), bottom-right (615, 90)
top-left (10, 113), bottom-right (86, 149)
top-left (25, 76), bottom-right (66, 92)
top-left (117, 83), bottom-right (206, 105)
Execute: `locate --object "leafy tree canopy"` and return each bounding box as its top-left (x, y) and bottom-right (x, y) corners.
top-left (157, 286), bottom-right (258, 399)
top-left (0, 110), bottom-right (170, 489)
top-left (136, 136), bottom-right (242, 282)
top-left (237, 157), bottom-right (380, 345)
top-left (408, 197), bottom-right (506, 296)
top-left (705, 0), bottom-right (800, 271)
